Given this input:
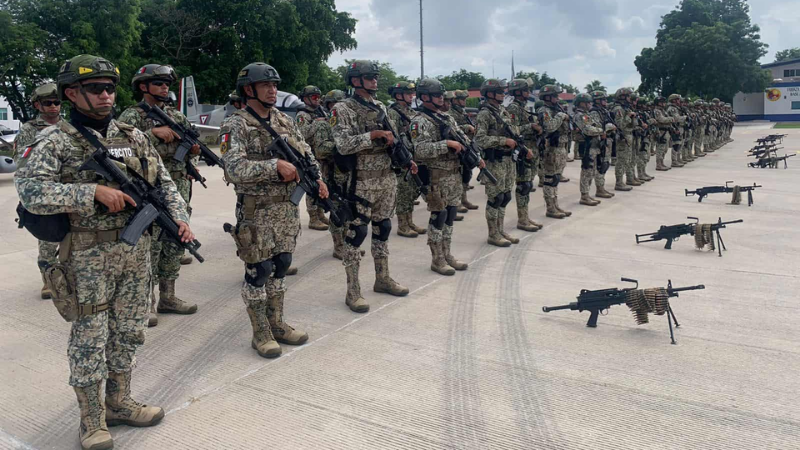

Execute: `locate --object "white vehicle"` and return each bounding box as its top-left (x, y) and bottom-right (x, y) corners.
top-left (0, 124), bottom-right (19, 173)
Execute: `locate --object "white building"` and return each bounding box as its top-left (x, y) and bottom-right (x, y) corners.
top-left (733, 58), bottom-right (800, 121)
top-left (0, 96), bottom-right (21, 131)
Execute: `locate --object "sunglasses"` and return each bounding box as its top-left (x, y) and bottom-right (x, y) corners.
top-left (150, 80), bottom-right (171, 87)
top-left (309, 94), bottom-right (321, 100)
top-left (40, 100), bottom-right (62, 107)
top-left (363, 74), bottom-right (379, 81)
top-left (429, 93), bottom-right (443, 98)
top-left (81, 83), bottom-right (117, 95)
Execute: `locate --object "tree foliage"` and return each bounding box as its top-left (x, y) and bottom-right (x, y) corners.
top-left (334, 60), bottom-right (409, 104)
top-left (634, 0), bottom-right (769, 102)
top-left (775, 48), bottom-right (800, 62)
top-left (436, 69), bottom-right (485, 90)
top-left (584, 80), bottom-right (607, 93)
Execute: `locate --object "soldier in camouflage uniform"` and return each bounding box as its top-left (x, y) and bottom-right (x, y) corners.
top-left (506, 79), bottom-right (543, 232)
top-left (559, 99), bottom-right (575, 164)
top-left (653, 96), bottom-right (674, 171)
top-left (692, 100), bottom-right (707, 157)
top-left (13, 83), bottom-right (64, 300)
top-left (572, 93), bottom-right (607, 206)
top-left (610, 87), bottom-right (640, 190)
top-left (410, 79), bottom-right (477, 275)
top-left (438, 91), bottom-right (465, 221)
top-left (387, 81), bottom-right (427, 237)
top-left (665, 94), bottom-right (687, 168)
top-left (446, 89), bottom-right (479, 211)
top-left (588, 91), bottom-right (616, 199)
top-left (16, 55), bottom-right (193, 450)
top-left (221, 63), bottom-right (320, 358)
top-left (118, 64), bottom-right (198, 328)
top-left (537, 84), bottom-right (572, 218)
top-left (331, 60), bottom-right (412, 313)
top-left (681, 98), bottom-right (696, 162)
top-left (296, 85), bottom-right (331, 231)
top-left (631, 94), bottom-right (654, 182)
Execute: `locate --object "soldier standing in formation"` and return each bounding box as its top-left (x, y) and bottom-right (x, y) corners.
top-left (610, 87), bottom-right (640, 190)
top-left (505, 79), bottom-right (543, 232)
top-left (118, 64), bottom-right (199, 327)
top-left (13, 82), bottom-right (64, 300)
top-left (631, 93), bottom-right (654, 182)
top-left (446, 89), bottom-right (479, 212)
top-left (666, 93), bottom-right (687, 168)
top-left (572, 93), bottom-right (606, 207)
top-left (16, 55), bottom-right (195, 450)
top-left (537, 84), bottom-right (572, 219)
top-left (221, 63), bottom-right (318, 358)
top-left (296, 85), bottom-right (332, 231)
top-left (652, 96), bottom-right (673, 171)
top-left (331, 60), bottom-right (411, 313)
top-left (588, 91), bottom-right (616, 199)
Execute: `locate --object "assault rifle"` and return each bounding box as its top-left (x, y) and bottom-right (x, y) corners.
top-left (749, 153), bottom-right (796, 169)
top-left (747, 146), bottom-right (780, 158)
top-left (139, 103), bottom-right (225, 188)
top-left (79, 147), bottom-right (204, 263)
top-left (441, 123), bottom-right (498, 185)
top-left (377, 110), bottom-right (428, 195)
top-left (685, 182), bottom-right (761, 206)
top-left (542, 277), bottom-right (705, 344)
top-left (755, 134), bottom-right (787, 144)
top-left (635, 217), bottom-right (743, 257)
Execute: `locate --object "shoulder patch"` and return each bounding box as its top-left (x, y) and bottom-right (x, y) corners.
top-left (329, 109), bottom-right (338, 127)
top-left (297, 115), bottom-right (305, 124)
top-left (22, 146), bottom-right (33, 159)
top-left (410, 122), bottom-right (419, 140)
top-left (220, 133), bottom-right (230, 155)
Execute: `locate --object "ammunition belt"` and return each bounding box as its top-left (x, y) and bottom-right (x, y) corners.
top-left (356, 168), bottom-right (393, 181)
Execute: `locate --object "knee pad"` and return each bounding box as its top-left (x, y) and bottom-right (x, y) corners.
top-left (515, 181), bottom-right (533, 197)
top-left (488, 193), bottom-right (505, 209)
top-left (445, 206), bottom-right (458, 227)
top-left (544, 174), bottom-right (561, 187)
top-left (346, 223), bottom-right (368, 247)
top-left (373, 218), bottom-right (392, 242)
top-left (271, 252), bottom-right (293, 278)
top-left (430, 211), bottom-right (447, 229)
top-left (500, 191), bottom-right (513, 207)
top-left (245, 260), bottom-right (274, 287)
top-left (581, 156), bottom-right (593, 170)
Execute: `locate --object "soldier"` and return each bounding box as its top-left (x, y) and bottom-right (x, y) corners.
top-left (387, 81), bottom-right (427, 237)
top-left (16, 55), bottom-right (194, 450)
top-left (589, 91), bottom-right (616, 199)
top-left (559, 99), bottom-right (575, 163)
top-left (665, 94), bottom-right (686, 168)
top-left (410, 79), bottom-right (477, 274)
top-left (680, 97), bottom-right (696, 162)
top-left (572, 93), bottom-right (608, 206)
top-left (438, 91), bottom-right (466, 221)
top-left (296, 85), bottom-right (331, 231)
top-left (534, 99), bottom-right (545, 188)
top-left (13, 82), bottom-right (64, 300)
top-left (506, 79), bottom-right (543, 232)
top-left (331, 60), bottom-right (412, 313)
top-left (221, 63), bottom-right (321, 358)
top-left (611, 87), bottom-right (640, 190)
top-left (653, 96), bottom-right (674, 170)
top-left (118, 64), bottom-right (198, 327)
top-left (631, 94), bottom-right (654, 182)
top-left (692, 100), bottom-right (707, 158)
top-left (446, 89), bottom-right (479, 212)
top-left (537, 84), bottom-right (572, 218)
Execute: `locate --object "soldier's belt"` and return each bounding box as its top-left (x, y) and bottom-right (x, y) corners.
top-left (169, 170), bottom-right (187, 180)
top-left (429, 167), bottom-right (461, 182)
top-left (71, 227), bottom-right (125, 244)
top-left (357, 168), bottom-right (393, 180)
top-left (238, 193), bottom-right (292, 219)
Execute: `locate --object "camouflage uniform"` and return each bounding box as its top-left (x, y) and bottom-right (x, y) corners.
top-left (505, 92), bottom-right (542, 231)
top-left (666, 97), bottom-right (686, 167)
top-left (572, 103), bottom-right (604, 204)
top-left (653, 100), bottom-right (674, 170)
top-left (588, 103), bottom-right (614, 198)
top-left (633, 103), bottom-right (654, 181)
top-left (538, 90), bottom-right (573, 218)
top-left (610, 97), bottom-right (638, 189)
top-left (692, 102), bottom-right (707, 157)
top-left (296, 103), bottom-right (330, 230)
top-left (447, 94), bottom-right (479, 211)
top-left (388, 101), bottom-right (425, 235)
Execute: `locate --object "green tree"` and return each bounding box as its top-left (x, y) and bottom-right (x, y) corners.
top-left (775, 47), bottom-right (800, 62)
top-left (514, 70), bottom-right (560, 90)
top-left (634, 0), bottom-right (769, 101)
top-left (584, 80), bottom-right (606, 93)
top-left (335, 60), bottom-right (410, 104)
top-left (560, 84), bottom-right (580, 94)
top-left (436, 69), bottom-right (485, 90)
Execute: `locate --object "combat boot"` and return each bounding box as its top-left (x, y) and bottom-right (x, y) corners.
top-left (373, 257), bottom-right (409, 296)
top-left (105, 371), bottom-right (165, 427)
top-left (158, 280), bottom-right (197, 314)
top-left (497, 212), bottom-right (520, 244)
top-left (429, 241), bottom-right (455, 276)
top-left (308, 210), bottom-right (328, 231)
top-left (486, 214), bottom-right (511, 247)
top-left (461, 190), bottom-right (478, 210)
top-left (545, 197), bottom-right (566, 219)
top-left (267, 281), bottom-right (309, 345)
top-left (408, 213), bottom-right (427, 235)
top-left (443, 238), bottom-right (468, 271)
top-left (516, 207), bottom-right (539, 232)
top-left (74, 383), bottom-right (113, 450)
top-left (655, 159), bottom-right (670, 171)
top-left (286, 267), bottom-right (298, 276)
top-left (595, 186), bottom-right (615, 198)
top-left (180, 254), bottom-right (193, 265)
top-left (396, 214), bottom-right (418, 238)
top-left (626, 177), bottom-right (642, 186)
top-left (40, 273), bottom-right (52, 300)
top-left (457, 204), bottom-right (468, 213)
top-left (580, 193), bottom-right (600, 206)
top-left (614, 182), bottom-right (633, 191)
top-left (246, 303), bottom-right (281, 357)
top-left (345, 261), bottom-right (369, 313)
top-left (147, 285), bottom-right (158, 328)
top-left (318, 210), bottom-right (331, 226)
top-left (454, 214), bottom-right (464, 221)
top-left (332, 230), bottom-right (344, 260)
top-left (554, 197), bottom-right (572, 217)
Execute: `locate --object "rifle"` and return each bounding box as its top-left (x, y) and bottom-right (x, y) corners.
top-left (748, 153), bottom-right (796, 169)
top-left (139, 103), bottom-right (225, 188)
top-left (685, 181), bottom-right (761, 206)
top-left (755, 134), bottom-right (787, 144)
top-left (78, 147), bottom-right (204, 263)
top-left (636, 217), bottom-right (743, 257)
top-left (542, 278), bottom-right (705, 344)
top-left (438, 119), bottom-right (498, 185)
top-left (244, 107), bottom-right (344, 227)
top-left (747, 146), bottom-right (780, 158)
top-left (376, 110), bottom-right (428, 195)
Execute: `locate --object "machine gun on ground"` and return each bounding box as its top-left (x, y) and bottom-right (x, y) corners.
top-left (748, 153), bottom-right (796, 169)
top-left (635, 217), bottom-right (743, 257)
top-left (542, 278), bottom-right (705, 344)
top-left (747, 146), bottom-right (780, 158)
top-left (755, 134), bottom-right (787, 145)
top-left (685, 182), bottom-right (761, 206)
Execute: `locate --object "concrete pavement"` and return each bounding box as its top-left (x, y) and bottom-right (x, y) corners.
top-left (1, 124), bottom-right (798, 449)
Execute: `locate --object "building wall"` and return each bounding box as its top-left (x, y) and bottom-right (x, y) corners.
top-left (0, 96), bottom-right (21, 131)
top-left (767, 62), bottom-right (800, 82)
top-left (734, 82), bottom-right (800, 122)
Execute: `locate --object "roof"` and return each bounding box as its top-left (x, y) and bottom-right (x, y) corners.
top-left (761, 58), bottom-right (800, 69)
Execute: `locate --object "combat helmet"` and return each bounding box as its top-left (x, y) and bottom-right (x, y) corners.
top-left (591, 90), bottom-right (607, 102)
top-left (229, 91), bottom-right (242, 103)
top-left (416, 78), bottom-right (444, 98)
top-left (508, 79), bottom-right (530, 95)
top-left (298, 85), bottom-right (322, 98)
top-left (615, 87), bottom-right (633, 100)
top-left (668, 93), bottom-right (682, 103)
top-left (236, 63), bottom-right (281, 98)
top-left (480, 78), bottom-right (507, 97)
top-left (539, 84), bottom-right (562, 100)
top-left (654, 96), bottom-right (666, 105)
top-left (574, 93), bottom-right (592, 106)
top-left (389, 81), bottom-right (416, 97)
top-left (345, 60), bottom-right (380, 87)
top-left (534, 100), bottom-right (545, 109)
top-left (324, 89), bottom-right (346, 106)
top-left (30, 83), bottom-right (58, 103)
top-left (454, 90), bottom-right (470, 100)
top-left (131, 64), bottom-right (177, 94)
top-left (57, 54), bottom-right (119, 100)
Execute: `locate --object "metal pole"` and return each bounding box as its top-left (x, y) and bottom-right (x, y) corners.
top-left (419, 0), bottom-right (424, 79)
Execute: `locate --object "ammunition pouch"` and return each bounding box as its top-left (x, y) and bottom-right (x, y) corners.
top-left (597, 156), bottom-right (610, 174)
top-left (547, 132), bottom-right (560, 147)
top-left (224, 220), bottom-right (272, 264)
top-left (581, 153), bottom-right (593, 170)
top-left (16, 203), bottom-right (70, 242)
top-left (333, 152), bottom-right (357, 173)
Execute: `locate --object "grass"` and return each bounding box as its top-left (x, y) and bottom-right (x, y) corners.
top-left (773, 122), bottom-right (800, 129)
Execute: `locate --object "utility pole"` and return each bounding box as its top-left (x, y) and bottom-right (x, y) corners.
top-left (511, 50), bottom-right (515, 80)
top-left (419, 0), bottom-right (424, 79)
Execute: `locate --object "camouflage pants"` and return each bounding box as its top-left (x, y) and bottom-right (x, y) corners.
top-left (594, 146), bottom-right (610, 189)
top-left (614, 134), bottom-right (633, 185)
top-left (555, 143), bottom-right (569, 175)
top-left (395, 172), bottom-right (420, 215)
top-left (541, 146), bottom-right (559, 201)
top-left (515, 159), bottom-right (535, 209)
top-left (151, 177), bottom-right (191, 282)
top-left (305, 194), bottom-right (318, 215)
top-left (38, 240), bottom-right (59, 273)
top-left (485, 156), bottom-right (514, 219)
top-left (342, 175), bottom-right (397, 267)
top-left (635, 137), bottom-right (651, 177)
top-left (694, 130), bottom-right (705, 153)
top-left (68, 235), bottom-right (151, 387)
top-left (579, 147), bottom-right (600, 195)
top-left (707, 126), bottom-right (718, 149)
top-left (425, 172), bottom-right (462, 244)
top-left (655, 131), bottom-right (670, 164)
top-left (325, 164), bottom-right (349, 237)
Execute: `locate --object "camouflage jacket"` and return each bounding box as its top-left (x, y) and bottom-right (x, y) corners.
top-left (665, 105), bottom-right (686, 127)
top-left (572, 107), bottom-right (604, 149)
top-left (475, 102), bottom-right (515, 151)
top-left (220, 108), bottom-right (317, 197)
top-left (447, 104), bottom-right (475, 136)
top-left (13, 116), bottom-right (63, 165)
top-left (537, 104), bottom-right (571, 147)
top-left (410, 107), bottom-right (461, 171)
top-left (330, 95), bottom-right (397, 191)
top-left (117, 103), bottom-right (195, 175)
top-left (15, 119), bottom-right (188, 231)
top-left (387, 102), bottom-right (416, 151)
top-left (296, 106), bottom-right (328, 142)
top-left (506, 98), bottom-right (538, 146)
top-left (611, 103), bottom-right (637, 135)
top-left (653, 107), bottom-right (674, 129)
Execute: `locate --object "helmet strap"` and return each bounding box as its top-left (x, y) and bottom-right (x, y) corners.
top-left (76, 86), bottom-right (113, 118)
top-left (145, 82), bottom-right (170, 103)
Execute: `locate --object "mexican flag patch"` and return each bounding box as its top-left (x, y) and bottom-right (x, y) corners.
top-left (410, 122), bottom-right (419, 139)
top-left (220, 133), bottom-right (230, 154)
top-left (22, 146), bottom-right (33, 158)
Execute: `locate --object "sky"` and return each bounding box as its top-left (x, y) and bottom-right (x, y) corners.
top-left (327, 0), bottom-right (800, 92)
